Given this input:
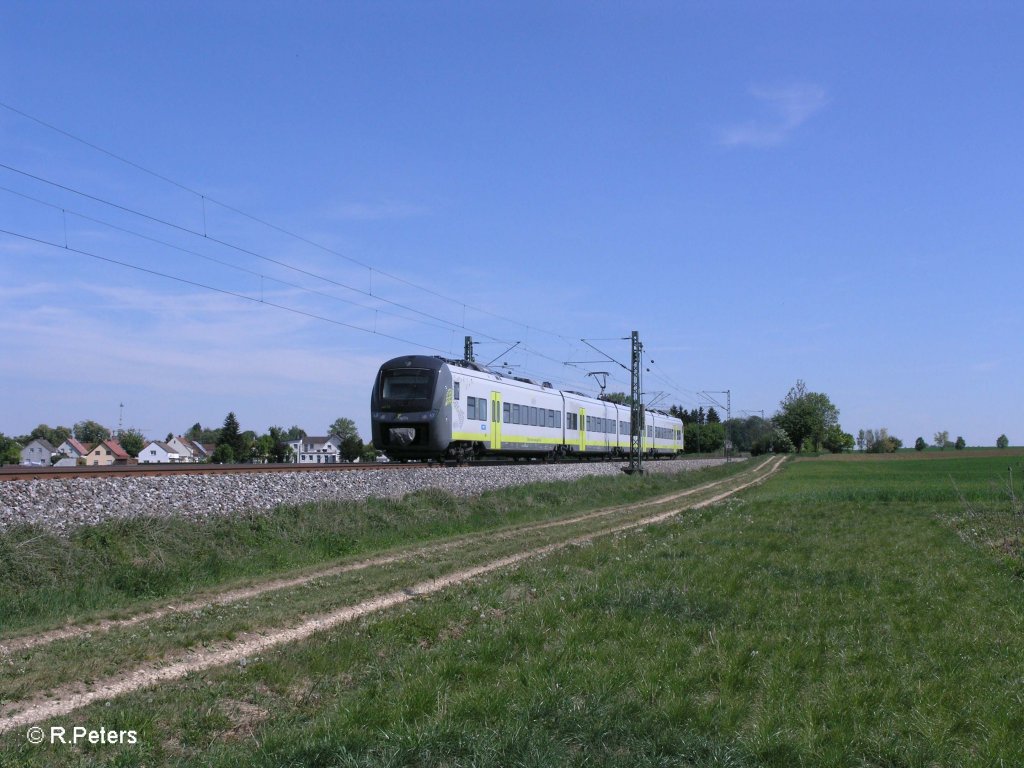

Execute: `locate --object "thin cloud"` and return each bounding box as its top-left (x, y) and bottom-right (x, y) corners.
top-left (720, 84), bottom-right (829, 148)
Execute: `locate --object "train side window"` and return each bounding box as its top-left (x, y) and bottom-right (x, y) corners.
top-left (530, 407), bottom-right (537, 426)
top-left (556, 411), bottom-right (562, 428)
top-left (454, 382), bottom-right (460, 401)
top-left (503, 403), bottom-right (510, 423)
top-left (467, 396), bottom-right (476, 420)
top-left (480, 399), bottom-right (487, 422)
top-left (547, 409), bottom-right (554, 428)
top-left (512, 404), bottom-right (520, 424)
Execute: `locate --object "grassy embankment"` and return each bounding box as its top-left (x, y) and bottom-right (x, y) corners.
top-left (0, 461), bottom-right (751, 637)
top-left (4, 454), bottom-right (1024, 766)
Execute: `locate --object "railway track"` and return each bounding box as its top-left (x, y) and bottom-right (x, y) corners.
top-left (0, 455), bottom-right (682, 482)
top-left (0, 460), bottom-right (413, 482)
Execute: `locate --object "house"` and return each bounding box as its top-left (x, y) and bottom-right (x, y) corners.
top-left (139, 441), bottom-right (181, 464)
top-left (84, 439), bottom-right (131, 466)
top-left (167, 436), bottom-right (213, 463)
top-left (55, 438), bottom-right (90, 464)
top-left (20, 438), bottom-right (55, 466)
top-left (286, 435), bottom-right (344, 464)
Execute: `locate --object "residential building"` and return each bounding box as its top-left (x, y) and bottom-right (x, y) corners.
top-left (139, 441), bottom-right (182, 463)
top-left (54, 438), bottom-right (90, 466)
top-left (20, 438), bottom-right (55, 466)
top-left (84, 439), bottom-right (131, 466)
top-left (286, 435), bottom-right (344, 464)
top-left (167, 436), bottom-right (213, 463)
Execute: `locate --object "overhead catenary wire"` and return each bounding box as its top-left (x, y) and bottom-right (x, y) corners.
top-left (0, 226), bottom-right (451, 355)
top-left (1, 102), bottom-right (694, 404)
top-left (0, 100), bottom-right (584, 354)
top-left (0, 184), bottom-right (471, 339)
top-left (0, 160), bottom-right (590, 379)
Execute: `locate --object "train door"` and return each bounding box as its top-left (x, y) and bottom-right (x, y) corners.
top-left (578, 407), bottom-right (586, 452)
top-left (490, 391), bottom-right (502, 450)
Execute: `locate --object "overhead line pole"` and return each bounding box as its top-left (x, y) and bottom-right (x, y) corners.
top-left (700, 389), bottom-right (732, 461)
top-left (623, 330), bottom-right (644, 476)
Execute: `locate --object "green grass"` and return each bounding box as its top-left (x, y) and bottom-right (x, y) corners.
top-left (4, 455), bottom-right (1024, 766)
top-left (0, 461), bottom-right (750, 635)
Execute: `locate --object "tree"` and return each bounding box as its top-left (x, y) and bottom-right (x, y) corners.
top-left (751, 426), bottom-right (794, 455)
top-left (934, 430), bottom-right (950, 450)
top-left (74, 419), bottom-right (111, 445)
top-left (955, 435), bottom-right (966, 450)
top-left (856, 429), bottom-right (866, 451)
top-left (705, 407), bottom-right (721, 424)
top-left (723, 416), bottom-right (773, 454)
top-left (284, 425), bottom-right (306, 441)
top-left (216, 412), bottom-right (246, 463)
top-left (864, 428), bottom-right (902, 453)
top-left (30, 424), bottom-right (71, 446)
top-left (211, 444), bottom-right (235, 464)
top-left (683, 422), bottom-right (724, 454)
top-left (997, 434), bottom-right (1010, 449)
top-left (264, 426), bottom-right (295, 463)
top-left (117, 428), bottom-right (146, 458)
top-left (186, 422), bottom-right (221, 444)
top-left (328, 417), bottom-right (360, 442)
top-left (599, 392), bottom-right (631, 405)
top-left (0, 433), bottom-right (22, 465)
top-left (822, 425), bottom-right (855, 453)
top-left (774, 380), bottom-right (839, 453)
top-left (341, 435), bottom-right (364, 461)
top-left (915, 437), bottom-right (927, 451)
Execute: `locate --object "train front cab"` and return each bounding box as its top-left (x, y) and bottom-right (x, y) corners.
top-left (371, 356), bottom-right (453, 460)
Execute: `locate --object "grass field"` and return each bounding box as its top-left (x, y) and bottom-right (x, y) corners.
top-left (2, 455), bottom-right (1023, 766)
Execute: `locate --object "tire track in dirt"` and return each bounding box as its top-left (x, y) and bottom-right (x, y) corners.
top-left (0, 459), bottom-right (767, 656)
top-left (0, 456), bottom-right (785, 733)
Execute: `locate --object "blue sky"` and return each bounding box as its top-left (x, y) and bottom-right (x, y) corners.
top-left (2, 1), bottom-right (1021, 446)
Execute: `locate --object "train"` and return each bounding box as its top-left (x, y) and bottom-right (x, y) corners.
top-left (370, 354), bottom-right (683, 462)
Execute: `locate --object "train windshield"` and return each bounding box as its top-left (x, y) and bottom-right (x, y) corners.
top-left (380, 368), bottom-right (435, 404)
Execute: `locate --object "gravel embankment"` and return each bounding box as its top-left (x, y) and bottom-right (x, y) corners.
top-left (0, 458), bottom-right (736, 535)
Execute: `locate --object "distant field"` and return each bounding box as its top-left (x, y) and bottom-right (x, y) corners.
top-left (798, 447), bottom-right (1024, 460)
top-left (3, 455), bottom-right (1024, 766)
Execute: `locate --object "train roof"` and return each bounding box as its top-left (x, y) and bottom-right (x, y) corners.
top-left (380, 356), bottom-right (681, 420)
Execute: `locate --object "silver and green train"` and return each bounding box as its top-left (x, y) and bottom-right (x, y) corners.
top-left (371, 355), bottom-right (683, 462)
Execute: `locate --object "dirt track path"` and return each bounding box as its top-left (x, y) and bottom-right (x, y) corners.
top-left (0, 456), bottom-right (784, 734)
top-left (0, 458), bottom-right (771, 656)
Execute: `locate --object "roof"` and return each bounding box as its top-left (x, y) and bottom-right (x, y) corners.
top-left (91, 439), bottom-right (130, 459)
top-left (63, 438), bottom-right (89, 455)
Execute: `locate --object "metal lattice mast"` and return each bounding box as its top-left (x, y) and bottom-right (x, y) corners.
top-left (464, 336), bottom-right (474, 363)
top-left (625, 330), bottom-right (644, 475)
